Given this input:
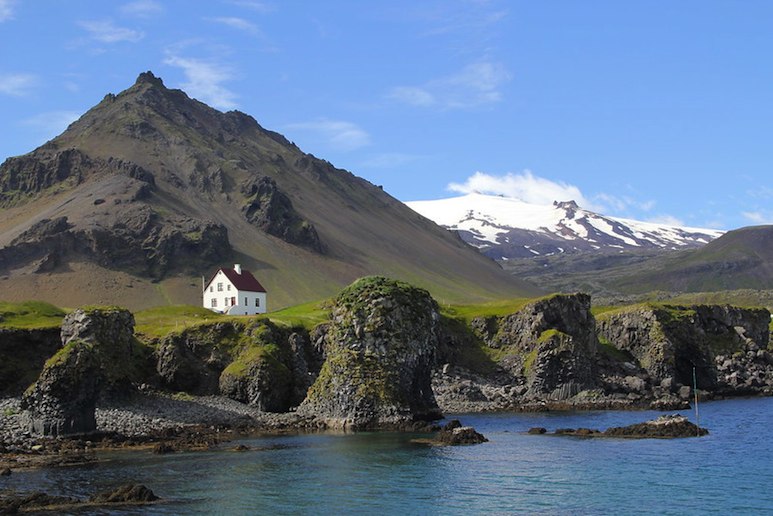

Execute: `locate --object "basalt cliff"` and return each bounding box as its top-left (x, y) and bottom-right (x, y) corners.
top-left (4, 277), bottom-right (772, 437)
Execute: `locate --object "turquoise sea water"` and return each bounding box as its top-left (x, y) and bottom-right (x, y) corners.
top-left (5, 397), bottom-right (773, 514)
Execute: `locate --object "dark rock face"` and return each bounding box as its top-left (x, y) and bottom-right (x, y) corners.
top-left (0, 327), bottom-right (60, 396)
top-left (473, 294), bottom-right (599, 399)
top-left (22, 308), bottom-right (143, 436)
top-left (0, 148), bottom-right (154, 207)
top-left (218, 323), bottom-right (294, 412)
top-left (597, 304), bottom-right (770, 390)
top-left (156, 320), bottom-right (317, 411)
top-left (0, 207), bottom-right (231, 279)
top-left (241, 175), bottom-right (323, 253)
top-left (299, 276), bottom-right (442, 429)
top-left (156, 323), bottom-right (239, 394)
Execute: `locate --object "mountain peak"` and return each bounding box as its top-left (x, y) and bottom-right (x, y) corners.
top-left (553, 200), bottom-right (579, 210)
top-left (135, 71), bottom-right (164, 88)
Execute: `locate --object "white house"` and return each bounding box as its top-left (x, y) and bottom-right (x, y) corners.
top-left (203, 264), bottom-right (267, 315)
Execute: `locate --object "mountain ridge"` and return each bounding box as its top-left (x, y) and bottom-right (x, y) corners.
top-left (0, 72), bottom-right (540, 309)
top-left (407, 193), bottom-right (724, 260)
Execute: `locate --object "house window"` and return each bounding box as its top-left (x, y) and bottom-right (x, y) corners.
top-left (227, 284), bottom-right (231, 291)
top-left (209, 286), bottom-right (213, 292)
top-left (231, 296), bottom-right (236, 306)
top-left (217, 283), bottom-right (223, 292)
top-left (256, 298), bottom-right (260, 307)
top-left (244, 297), bottom-right (248, 305)
top-left (224, 297), bottom-right (229, 306)
top-left (211, 298), bottom-right (217, 307)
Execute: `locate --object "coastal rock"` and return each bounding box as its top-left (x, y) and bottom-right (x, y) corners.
top-left (603, 414), bottom-right (708, 438)
top-left (471, 293), bottom-right (599, 398)
top-left (218, 324), bottom-right (294, 412)
top-left (435, 419), bottom-right (488, 445)
top-left (22, 307), bottom-right (149, 436)
top-left (597, 304), bottom-right (770, 390)
top-left (89, 484), bottom-right (159, 503)
top-left (298, 276), bottom-right (442, 429)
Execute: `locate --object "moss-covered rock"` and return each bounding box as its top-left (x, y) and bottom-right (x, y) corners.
top-left (22, 307), bottom-right (153, 436)
top-left (597, 303), bottom-right (770, 390)
top-left (299, 276), bottom-right (442, 429)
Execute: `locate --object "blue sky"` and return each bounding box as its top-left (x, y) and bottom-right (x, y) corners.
top-left (1, 0), bottom-right (772, 230)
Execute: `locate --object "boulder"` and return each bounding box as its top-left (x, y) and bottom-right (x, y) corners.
top-left (298, 276), bottom-right (442, 429)
top-left (435, 419), bottom-right (488, 445)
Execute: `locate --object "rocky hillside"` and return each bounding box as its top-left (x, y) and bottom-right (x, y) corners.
top-left (0, 72), bottom-right (538, 309)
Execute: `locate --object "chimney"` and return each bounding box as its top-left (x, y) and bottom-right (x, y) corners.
top-left (234, 264), bottom-right (242, 275)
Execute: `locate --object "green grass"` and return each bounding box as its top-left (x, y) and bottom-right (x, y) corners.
top-left (263, 300), bottom-right (331, 330)
top-left (440, 298), bottom-right (533, 323)
top-left (0, 301), bottom-right (66, 329)
top-left (134, 304), bottom-right (227, 338)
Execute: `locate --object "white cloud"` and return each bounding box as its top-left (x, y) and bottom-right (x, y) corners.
top-left (120, 0), bottom-right (164, 18)
top-left (0, 73), bottom-right (36, 96)
top-left (286, 119), bottom-right (370, 152)
top-left (22, 111), bottom-right (81, 140)
top-left (594, 192), bottom-right (655, 214)
top-left (742, 211), bottom-right (771, 225)
top-left (389, 60), bottom-right (510, 110)
top-left (79, 19), bottom-right (144, 43)
top-left (163, 55), bottom-right (238, 110)
top-left (448, 170), bottom-right (597, 208)
top-left (210, 16), bottom-right (259, 34)
top-left (0, 0), bottom-right (14, 22)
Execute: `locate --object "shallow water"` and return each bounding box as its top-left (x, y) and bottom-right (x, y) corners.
top-left (5, 397), bottom-right (773, 514)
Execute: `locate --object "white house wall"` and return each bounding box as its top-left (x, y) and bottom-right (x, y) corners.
top-left (203, 270), bottom-right (267, 315)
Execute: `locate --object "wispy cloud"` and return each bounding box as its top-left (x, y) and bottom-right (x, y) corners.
top-left (120, 0), bottom-right (164, 18)
top-left (22, 111), bottom-right (81, 140)
top-left (448, 170), bottom-right (598, 208)
top-left (227, 0), bottom-right (274, 13)
top-left (79, 19), bottom-right (144, 43)
top-left (0, 73), bottom-right (36, 96)
top-left (286, 119), bottom-right (370, 152)
top-left (742, 211), bottom-right (772, 225)
top-left (389, 60), bottom-right (510, 110)
top-left (210, 16), bottom-right (259, 34)
top-left (594, 192), bottom-right (655, 214)
top-left (0, 0), bottom-right (14, 22)
top-left (163, 55), bottom-right (238, 110)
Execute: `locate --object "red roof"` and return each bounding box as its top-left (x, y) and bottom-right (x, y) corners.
top-left (205, 266), bottom-right (266, 293)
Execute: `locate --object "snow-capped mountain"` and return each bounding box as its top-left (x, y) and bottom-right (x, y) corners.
top-left (406, 193), bottom-right (724, 260)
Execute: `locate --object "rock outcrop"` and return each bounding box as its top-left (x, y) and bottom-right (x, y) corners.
top-left (156, 319), bottom-right (319, 411)
top-left (469, 293), bottom-right (599, 399)
top-left (597, 304), bottom-right (770, 390)
top-left (241, 175), bottom-right (324, 253)
top-left (299, 277), bottom-right (442, 429)
top-left (22, 307), bottom-right (150, 436)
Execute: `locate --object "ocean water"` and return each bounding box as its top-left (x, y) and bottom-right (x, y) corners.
top-left (5, 397), bottom-right (773, 515)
